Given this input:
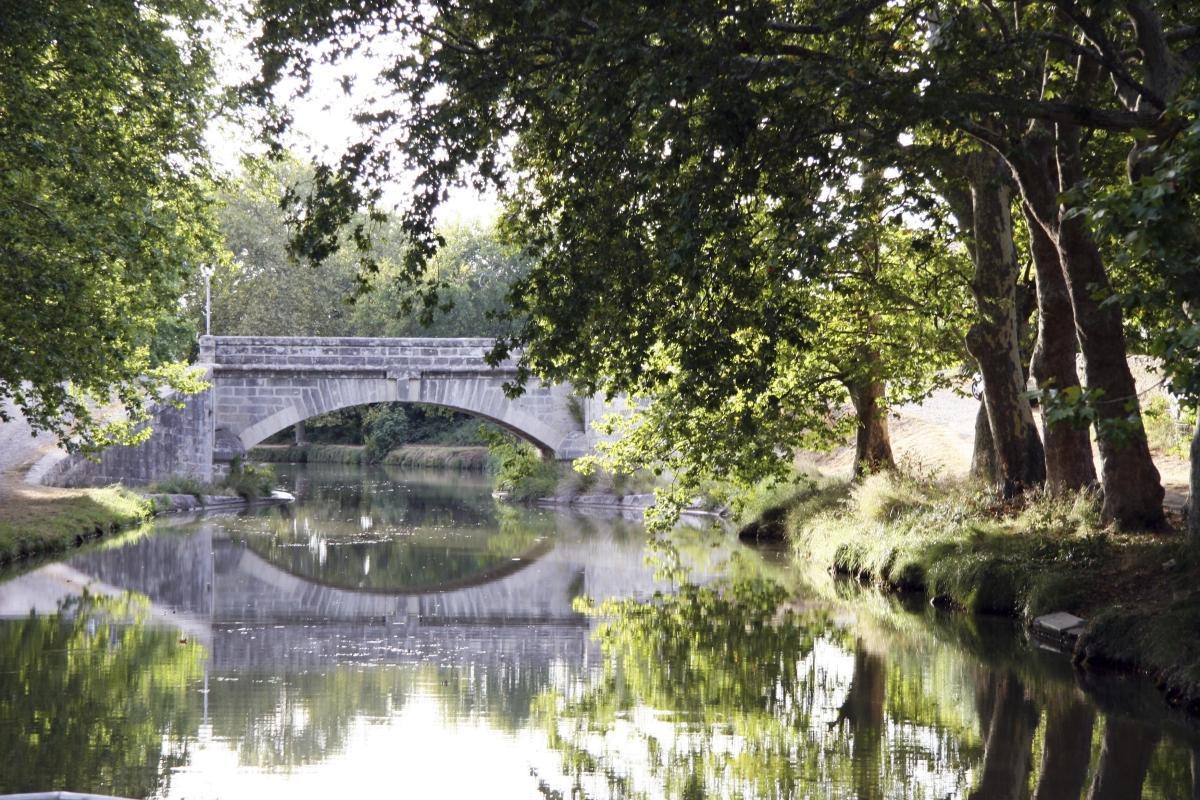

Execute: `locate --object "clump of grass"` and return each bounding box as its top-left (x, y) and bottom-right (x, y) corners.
top-left (146, 475), bottom-right (211, 498)
top-left (730, 470), bottom-right (847, 543)
top-left (851, 471), bottom-right (929, 523)
top-left (785, 469), bottom-right (1119, 616)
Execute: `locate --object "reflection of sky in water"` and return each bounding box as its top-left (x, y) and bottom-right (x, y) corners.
top-left (0, 463), bottom-right (1196, 799)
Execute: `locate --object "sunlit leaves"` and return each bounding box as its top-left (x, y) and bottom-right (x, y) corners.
top-left (0, 0), bottom-right (223, 451)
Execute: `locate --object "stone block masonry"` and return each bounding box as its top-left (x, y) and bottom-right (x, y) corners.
top-left (46, 336), bottom-right (625, 487)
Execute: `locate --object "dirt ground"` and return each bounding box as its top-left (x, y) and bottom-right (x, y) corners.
top-left (802, 385), bottom-right (1192, 509)
top-left (0, 400), bottom-right (80, 508)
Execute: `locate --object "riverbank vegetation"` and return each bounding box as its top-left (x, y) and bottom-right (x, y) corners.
top-left (249, 442), bottom-right (491, 470)
top-left (0, 486), bottom-right (153, 566)
top-left (745, 466), bottom-right (1200, 708)
top-left (148, 461), bottom-right (276, 502)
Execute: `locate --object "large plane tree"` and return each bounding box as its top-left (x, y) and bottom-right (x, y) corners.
top-left (250, 0), bottom-right (1199, 529)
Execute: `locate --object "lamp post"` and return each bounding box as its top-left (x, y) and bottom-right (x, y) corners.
top-left (201, 264), bottom-right (214, 336)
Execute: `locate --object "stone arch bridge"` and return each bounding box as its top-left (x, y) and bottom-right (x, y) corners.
top-left (48, 335), bottom-right (618, 486)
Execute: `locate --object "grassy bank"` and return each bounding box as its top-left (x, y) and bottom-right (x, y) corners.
top-left (754, 470), bottom-right (1200, 711)
top-left (249, 444), bottom-right (366, 464)
top-left (381, 445), bottom-right (489, 470)
top-left (0, 485), bottom-right (154, 565)
top-left (248, 443), bottom-right (490, 470)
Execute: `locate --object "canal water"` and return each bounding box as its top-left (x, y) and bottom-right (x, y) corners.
top-left (0, 463), bottom-right (1196, 798)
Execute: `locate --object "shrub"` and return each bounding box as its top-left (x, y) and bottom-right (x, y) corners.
top-left (147, 475), bottom-right (208, 498)
top-left (363, 405), bottom-right (412, 462)
top-left (485, 433), bottom-right (560, 501)
top-left (223, 460), bottom-right (275, 499)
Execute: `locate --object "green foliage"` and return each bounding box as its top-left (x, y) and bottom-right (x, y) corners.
top-left (0, 0), bottom-right (223, 451)
top-left (1084, 99), bottom-right (1200, 406)
top-left (483, 433), bottom-right (559, 502)
top-left (351, 223), bottom-right (530, 337)
top-left (248, 0), bottom-right (1200, 535)
top-left (223, 460), bottom-right (276, 499)
top-left (363, 405), bottom-right (412, 462)
top-left (146, 476), bottom-right (211, 499)
top-left (200, 161), bottom-right (529, 341)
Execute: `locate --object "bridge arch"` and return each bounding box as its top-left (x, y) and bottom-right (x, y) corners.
top-left (205, 336), bottom-right (593, 463)
top-left (232, 375), bottom-right (566, 457)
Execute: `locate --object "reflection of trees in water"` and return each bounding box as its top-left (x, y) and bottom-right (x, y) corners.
top-left (204, 659), bottom-right (553, 771)
top-left (207, 667), bottom-right (420, 770)
top-left (239, 500), bottom-right (557, 593)
top-left (0, 594), bottom-right (204, 797)
top-left (534, 573), bottom-right (1200, 799)
top-left (432, 658), bottom-right (553, 733)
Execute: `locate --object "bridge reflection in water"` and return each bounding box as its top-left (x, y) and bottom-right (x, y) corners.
top-left (1, 464), bottom-right (1197, 799)
top-left (12, 464), bottom-right (695, 677)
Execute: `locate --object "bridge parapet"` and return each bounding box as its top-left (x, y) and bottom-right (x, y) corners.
top-left (200, 335), bottom-right (512, 373)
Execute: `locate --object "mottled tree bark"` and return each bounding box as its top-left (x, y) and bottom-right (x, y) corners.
top-left (963, 152), bottom-right (1045, 496)
top-left (847, 374), bottom-right (895, 479)
top-left (1023, 203), bottom-right (1097, 493)
top-left (1085, 716), bottom-right (1161, 800)
top-left (1008, 130), bottom-right (1164, 529)
top-left (970, 402), bottom-right (999, 484)
top-left (1190, 416), bottom-right (1200, 545)
top-left (969, 671), bottom-right (1040, 800)
top-left (1031, 695), bottom-right (1095, 800)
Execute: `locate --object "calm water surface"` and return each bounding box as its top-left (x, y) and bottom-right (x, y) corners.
top-left (0, 462), bottom-right (1196, 799)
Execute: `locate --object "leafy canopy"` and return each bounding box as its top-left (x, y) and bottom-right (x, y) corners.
top-left (0, 0), bottom-right (223, 451)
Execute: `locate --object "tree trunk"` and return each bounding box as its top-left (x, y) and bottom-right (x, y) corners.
top-left (1190, 415), bottom-right (1200, 545)
top-left (1023, 203), bottom-right (1097, 493)
top-left (1085, 716), bottom-right (1161, 800)
top-left (970, 401), bottom-right (999, 484)
top-left (294, 420), bottom-right (307, 446)
top-left (1055, 209), bottom-right (1165, 528)
top-left (963, 152), bottom-right (1046, 496)
top-left (969, 671), bottom-right (1039, 800)
top-left (847, 374), bottom-right (895, 479)
top-left (1009, 130), bottom-right (1164, 528)
top-left (834, 643), bottom-right (886, 800)
top-left (1031, 695), bottom-right (1095, 800)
